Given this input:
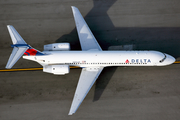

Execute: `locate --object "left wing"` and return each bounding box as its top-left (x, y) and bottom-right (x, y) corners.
top-left (68, 67), bottom-right (104, 115)
top-left (71, 6), bottom-right (102, 51)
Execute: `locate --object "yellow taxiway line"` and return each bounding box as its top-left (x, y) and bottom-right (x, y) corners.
top-left (0, 68), bottom-right (43, 72)
top-left (0, 66), bottom-right (80, 72)
top-left (0, 61), bottom-right (180, 72)
top-left (174, 61), bottom-right (180, 64)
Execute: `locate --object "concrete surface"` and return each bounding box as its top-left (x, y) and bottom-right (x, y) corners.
top-left (0, 0), bottom-right (180, 120)
top-left (1, 65), bottom-right (180, 120)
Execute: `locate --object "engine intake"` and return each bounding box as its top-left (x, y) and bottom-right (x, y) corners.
top-left (44, 43), bottom-right (70, 51)
top-left (43, 65), bottom-right (70, 75)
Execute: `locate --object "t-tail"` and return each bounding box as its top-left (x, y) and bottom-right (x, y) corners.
top-left (6, 25), bottom-right (44, 69)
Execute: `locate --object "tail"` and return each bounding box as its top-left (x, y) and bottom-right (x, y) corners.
top-left (5, 25), bottom-right (44, 69)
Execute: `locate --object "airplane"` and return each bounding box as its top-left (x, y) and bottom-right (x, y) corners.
top-left (5, 6), bottom-right (175, 115)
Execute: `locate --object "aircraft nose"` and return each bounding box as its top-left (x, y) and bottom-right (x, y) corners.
top-left (165, 54), bottom-right (176, 65)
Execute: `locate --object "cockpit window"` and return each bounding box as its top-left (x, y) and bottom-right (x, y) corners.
top-left (159, 53), bottom-right (166, 63)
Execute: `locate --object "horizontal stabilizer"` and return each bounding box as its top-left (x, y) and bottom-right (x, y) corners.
top-left (7, 25), bottom-right (27, 44)
top-left (6, 47), bottom-right (29, 69)
top-left (6, 25), bottom-right (30, 69)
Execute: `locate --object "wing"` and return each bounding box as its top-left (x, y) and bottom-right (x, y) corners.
top-left (71, 6), bottom-right (102, 51)
top-left (68, 67), bottom-right (104, 115)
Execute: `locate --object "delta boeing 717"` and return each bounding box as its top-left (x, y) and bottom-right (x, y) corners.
top-left (5, 6), bottom-right (175, 115)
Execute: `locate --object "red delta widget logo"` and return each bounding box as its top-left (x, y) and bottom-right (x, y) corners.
top-left (125, 59), bottom-right (151, 63)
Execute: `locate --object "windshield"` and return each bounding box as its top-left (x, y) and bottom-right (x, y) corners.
top-left (159, 53), bottom-right (166, 63)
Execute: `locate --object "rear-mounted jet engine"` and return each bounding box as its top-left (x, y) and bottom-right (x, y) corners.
top-left (44, 43), bottom-right (70, 51)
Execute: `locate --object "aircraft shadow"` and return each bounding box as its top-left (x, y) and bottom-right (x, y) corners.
top-left (93, 66), bottom-right (117, 102)
top-left (56, 0), bottom-right (180, 101)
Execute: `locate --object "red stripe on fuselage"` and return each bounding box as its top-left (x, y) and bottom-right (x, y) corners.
top-left (24, 52), bottom-right (28, 56)
top-left (24, 49), bottom-right (37, 56)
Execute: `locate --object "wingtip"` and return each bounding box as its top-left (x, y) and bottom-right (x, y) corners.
top-left (7, 25), bottom-right (11, 29)
top-left (68, 109), bottom-right (75, 115)
top-left (7, 25), bottom-right (12, 27)
top-left (71, 6), bottom-right (76, 9)
top-left (71, 6), bottom-right (78, 11)
top-left (5, 65), bottom-right (11, 69)
top-left (68, 112), bottom-right (73, 115)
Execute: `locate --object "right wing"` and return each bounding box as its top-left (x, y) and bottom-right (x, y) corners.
top-left (68, 67), bottom-right (104, 115)
top-left (71, 6), bottom-right (102, 51)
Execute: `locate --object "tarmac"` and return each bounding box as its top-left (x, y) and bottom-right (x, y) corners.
top-left (1, 0), bottom-right (180, 120)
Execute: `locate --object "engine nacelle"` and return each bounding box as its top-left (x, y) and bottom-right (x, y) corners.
top-left (43, 65), bottom-right (70, 75)
top-left (44, 43), bottom-right (70, 51)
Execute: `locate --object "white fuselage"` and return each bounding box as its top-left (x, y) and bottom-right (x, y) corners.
top-left (23, 50), bottom-right (175, 67)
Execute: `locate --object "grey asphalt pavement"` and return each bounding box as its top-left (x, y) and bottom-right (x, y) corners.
top-left (0, 0), bottom-right (180, 120)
